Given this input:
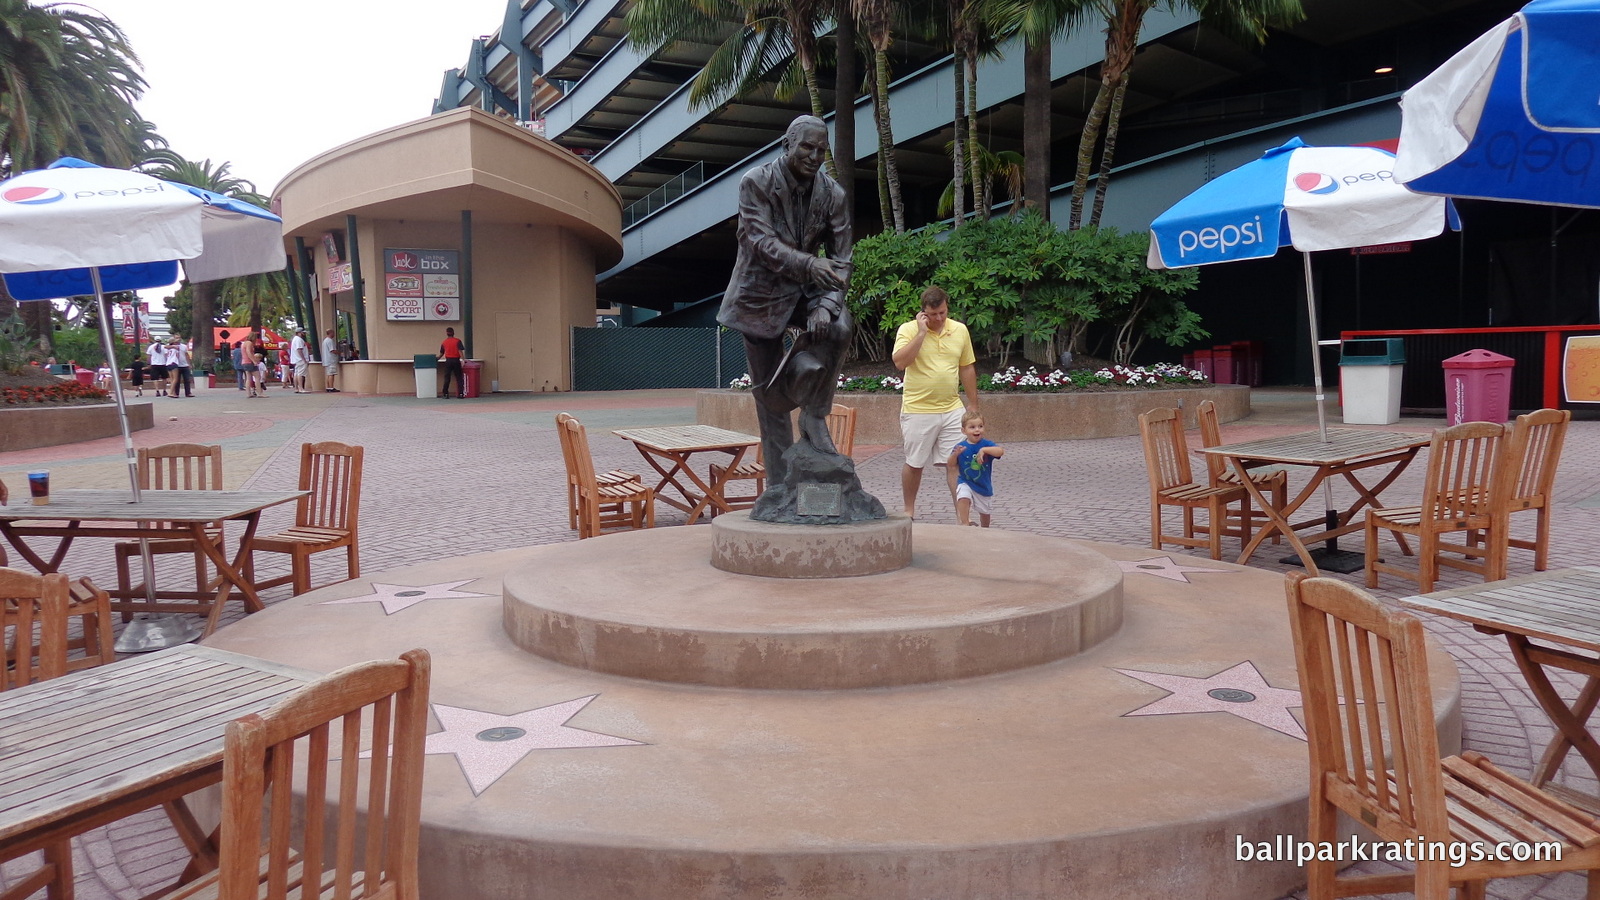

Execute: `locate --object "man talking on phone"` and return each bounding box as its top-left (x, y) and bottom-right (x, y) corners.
top-left (892, 285), bottom-right (978, 519)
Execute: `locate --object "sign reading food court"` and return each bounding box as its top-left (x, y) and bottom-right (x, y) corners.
top-left (384, 249), bottom-right (460, 321)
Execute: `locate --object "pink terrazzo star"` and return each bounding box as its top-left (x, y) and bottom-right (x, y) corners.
top-left (1116, 556), bottom-right (1229, 583)
top-left (1114, 661), bottom-right (1306, 740)
top-left (426, 697), bottom-right (644, 795)
top-left (319, 579), bottom-right (492, 614)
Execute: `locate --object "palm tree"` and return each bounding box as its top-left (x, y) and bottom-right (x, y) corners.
top-left (1059, 0), bottom-right (1304, 230)
top-left (140, 150), bottom-right (265, 372)
top-left (0, 0), bottom-right (154, 343)
top-left (953, 0), bottom-right (1022, 223)
top-left (852, 0), bottom-right (914, 232)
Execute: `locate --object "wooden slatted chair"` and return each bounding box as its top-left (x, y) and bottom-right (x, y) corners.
top-left (711, 404), bottom-right (858, 510)
top-left (150, 649), bottom-right (431, 900)
top-left (1138, 406), bottom-right (1252, 560)
top-left (0, 567), bottom-right (116, 900)
top-left (0, 477), bottom-right (7, 566)
top-left (1488, 408), bottom-right (1570, 575)
top-left (1196, 399), bottom-right (1287, 541)
top-left (247, 441), bottom-right (363, 597)
top-left (562, 416), bottom-right (654, 539)
top-left (1365, 421), bottom-right (1504, 594)
top-left (1285, 572), bottom-right (1600, 899)
top-left (556, 413), bottom-right (641, 531)
top-left (112, 443), bottom-right (226, 619)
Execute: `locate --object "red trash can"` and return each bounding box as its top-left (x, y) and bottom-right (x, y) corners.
top-left (74, 367), bottom-right (95, 387)
top-left (462, 360), bottom-right (483, 398)
top-left (1443, 349), bottom-right (1515, 424)
top-left (1210, 344), bottom-right (1236, 384)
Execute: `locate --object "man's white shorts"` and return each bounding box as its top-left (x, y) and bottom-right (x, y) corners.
top-left (955, 482), bottom-right (994, 515)
top-left (900, 408), bottom-right (965, 469)
top-left (294, 361), bottom-right (309, 377)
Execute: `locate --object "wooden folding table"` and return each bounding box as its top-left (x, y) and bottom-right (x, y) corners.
top-left (614, 425), bottom-right (760, 524)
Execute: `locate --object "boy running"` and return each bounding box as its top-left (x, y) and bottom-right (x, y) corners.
top-left (946, 409), bottom-right (1004, 527)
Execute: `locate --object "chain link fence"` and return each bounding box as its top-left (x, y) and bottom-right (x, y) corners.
top-left (571, 326), bottom-right (749, 391)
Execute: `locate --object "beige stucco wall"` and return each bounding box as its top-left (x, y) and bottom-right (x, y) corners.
top-left (275, 107), bottom-right (622, 393)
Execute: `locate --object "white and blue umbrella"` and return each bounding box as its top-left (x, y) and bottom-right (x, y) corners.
top-left (1395, 0), bottom-right (1600, 207)
top-left (1149, 137), bottom-right (1458, 440)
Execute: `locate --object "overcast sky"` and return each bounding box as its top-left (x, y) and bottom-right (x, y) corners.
top-left (84, 0), bottom-right (507, 196)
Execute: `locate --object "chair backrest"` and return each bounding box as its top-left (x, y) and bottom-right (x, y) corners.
top-left (560, 415), bottom-right (599, 492)
top-left (1421, 421), bottom-right (1504, 523)
top-left (1195, 399), bottom-right (1227, 482)
top-left (556, 412), bottom-right (582, 487)
top-left (138, 443), bottom-right (224, 491)
top-left (1138, 407), bottom-right (1193, 492)
top-left (296, 442), bottom-right (364, 531)
top-left (0, 568), bottom-right (70, 690)
top-left (827, 404), bottom-right (858, 458)
top-left (1497, 408), bottom-right (1570, 510)
top-left (1285, 572), bottom-right (1448, 841)
top-left (217, 649), bottom-right (430, 900)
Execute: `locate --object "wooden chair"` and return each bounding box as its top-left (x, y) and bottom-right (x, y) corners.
top-left (247, 441), bottom-right (363, 597)
top-left (112, 443), bottom-right (226, 619)
top-left (1138, 406), bottom-right (1252, 560)
top-left (556, 413), bottom-right (641, 531)
top-left (1196, 399), bottom-right (1287, 541)
top-left (150, 649), bottom-right (431, 900)
top-left (0, 567), bottom-right (115, 900)
top-left (711, 404), bottom-right (858, 510)
top-left (1285, 572), bottom-right (1600, 899)
top-left (1487, 408), bottom-right (1570, 575)
top-left (562, 415), bottom-right (653, 539)
top-left (0, 477), bottom-right (7, 566)
top-left (1365, 421), bottom-right (1504, 594)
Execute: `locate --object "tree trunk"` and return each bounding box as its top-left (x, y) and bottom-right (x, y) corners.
top-left (1068, 2), bottom-right (1143, 230)
top-left (874, 48), bottom-right (905, 232)
top-left (21, 299), bottom-right (52, 353)
top-left (868, 63), bottom-right (892, 231)
top-left (1023, 38), bottom-right (1051, 219)
top-left (952, 49), bottom-right (968, 226)
top-left (1089, 70), bottom-right (1129, 228)
top-left (967, 56), bottom-right (986, 221)
top-left (1068, 79), bottom-right (1112, 230)
top-left (0, 279), bottom-right (17, 324)
top-left (192, 280), bottom-right (218, 371)
top-left (834, 7), bottom-right (857, 214)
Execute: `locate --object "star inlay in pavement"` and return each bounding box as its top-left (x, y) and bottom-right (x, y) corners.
top-left (319, 579), bottom-right (492, 615)
top-left (1114, 661), bottom-right (1306, 740)
top-left (1116, 556), bottom-right (1230, 583)
top-left (425, 696), bottom-right (644, 795)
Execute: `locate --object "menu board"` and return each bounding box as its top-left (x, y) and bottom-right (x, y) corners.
top-left (1564, 335), bottom-right (1600, 404)
top-left (384, 249), bottom-right (460, 321)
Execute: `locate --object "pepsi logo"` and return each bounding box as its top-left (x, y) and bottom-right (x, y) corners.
top-left (1293, 172), bottom-right (1339, 195)
top-left (2, 185), bottom-right (64, 205)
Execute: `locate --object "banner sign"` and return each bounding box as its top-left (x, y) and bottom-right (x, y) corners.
top-left (118, 301), bottom-right (148, 344)
top-left (384, 249), bottom-right (459, 320)
top-left (327, 262), bottom-right (353, 293)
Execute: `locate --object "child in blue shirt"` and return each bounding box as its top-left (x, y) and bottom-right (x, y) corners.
top-left (946, 409), bottom-right (1004, 527)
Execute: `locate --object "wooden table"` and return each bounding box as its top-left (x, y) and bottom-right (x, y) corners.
top-left (0, 490), bottom-right (308, 635)
top-left (1200, 428), bottom-right (1430, 573)
top-left (1401, 566), bottom-right (1600, 813)
top-left (0, 645), bottom-right (318, 882)
top-left (614, 425), bottom-right (760, 524)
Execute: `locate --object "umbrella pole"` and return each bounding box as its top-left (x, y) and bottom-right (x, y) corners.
top-left (1287, 251), bottom-right (1366, 574)
top-left (90, 271), bottom-right (202, 651)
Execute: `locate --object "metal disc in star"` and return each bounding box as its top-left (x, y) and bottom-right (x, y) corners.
top-left (1207, 688), bottom-right (1256, 703)
top-left (396, 590), bottom-right (426, 597)
top-left (476, 727), bottom-right (528, 742)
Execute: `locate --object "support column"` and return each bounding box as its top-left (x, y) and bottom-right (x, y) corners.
top-left (461, 210), bottom-right (475, 359)
top-left (346, 214), bottom-right (370, 359)
top-left (294, 237), bottom-right (320, 345)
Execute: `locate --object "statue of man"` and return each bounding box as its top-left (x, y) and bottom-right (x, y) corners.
top-left (718, 115), bottom-right (853, 488)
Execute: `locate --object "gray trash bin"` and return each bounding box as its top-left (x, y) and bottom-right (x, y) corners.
top-left (1339, 338), bottom-right (1406, 425)
top-left (413, 354), bottom-right (438, 399)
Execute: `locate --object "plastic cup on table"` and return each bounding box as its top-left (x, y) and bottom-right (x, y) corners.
top-left (28, 471), bottom-right (49, 505)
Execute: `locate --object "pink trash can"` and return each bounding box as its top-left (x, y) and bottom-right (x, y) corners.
top-left (1442, 349), bottom-right (1515, 424)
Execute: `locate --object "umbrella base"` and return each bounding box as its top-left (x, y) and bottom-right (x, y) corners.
top-left (114, 614), bottom-right (202, 653)
top-left (1281, 546), bottom-right (1370, 575)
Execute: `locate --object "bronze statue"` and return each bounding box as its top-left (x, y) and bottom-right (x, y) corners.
top-left (718, 115), bottom-right (882, 523)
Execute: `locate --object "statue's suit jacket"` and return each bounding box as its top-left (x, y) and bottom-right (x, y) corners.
top-left (718, 158), bottom-right (852, 341)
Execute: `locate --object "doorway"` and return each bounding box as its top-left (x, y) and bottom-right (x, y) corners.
top-left (494, 312), bottom-right (533, 391)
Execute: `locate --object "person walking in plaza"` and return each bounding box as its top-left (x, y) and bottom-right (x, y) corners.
top-left (126, 354), bottom-right (145, 397)
top-left (322, 329), bottom-right (341, 392)
top-left (438, 327), bottom-right (465, 398)
top-left (946, 409), bottom-right (1004, 527)
top-left (238, 331), bottom-right (262, 398)
top-left (289, 329), bottom-right (312, 393)
top-left (146, 337), bottom-right (168, 397)
top-left (166, 338), bottom-right (193, 397)
top-left (892, 286), bottom-right (978, 519)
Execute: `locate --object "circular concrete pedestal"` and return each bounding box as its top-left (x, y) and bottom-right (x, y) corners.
top-left (710, 512), bottom-right (912, 577)
top-left (503, 525), bottom-right (1123, 689)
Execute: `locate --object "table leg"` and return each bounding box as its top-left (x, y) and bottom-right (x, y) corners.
top-left (199, 513), bottom-right (268, 637)
top-left (0, 521), bottom-right (78, 574)
top-left (632, 448), bottom-right (696, 515)
top-left (1231, 459), bottom-right (1322, 571)
top-left (1335, 449), bottom-right (1421, 555)
top-left (1506, 636), bottom-right (1600, 786)
top-left (681, 446), bottom-right (750, 524)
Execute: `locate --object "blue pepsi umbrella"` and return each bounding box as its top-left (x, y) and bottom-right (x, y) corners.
top-left (1396, 0), bottom-right (1600, 207)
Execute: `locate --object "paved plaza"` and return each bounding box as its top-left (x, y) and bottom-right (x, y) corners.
top-left (2, 381), bottom-right (1599, 899)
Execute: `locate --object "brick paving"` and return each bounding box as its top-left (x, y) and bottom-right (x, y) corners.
top-left (2, 383), bottom-right (1598, 898)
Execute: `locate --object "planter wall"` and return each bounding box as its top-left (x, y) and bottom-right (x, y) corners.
top-left (697, 384), bottom-right (1251, 444)
top-left (0, 401), bottom-right (154, 453)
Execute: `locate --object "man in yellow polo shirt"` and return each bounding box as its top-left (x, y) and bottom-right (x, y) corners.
top-left (892, 286), bottom-right (978, 518)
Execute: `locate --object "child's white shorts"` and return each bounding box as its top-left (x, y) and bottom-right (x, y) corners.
top-left (955, 482), bottom-right (993, 515)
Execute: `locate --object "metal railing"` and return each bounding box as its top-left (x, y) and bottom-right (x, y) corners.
top-left (622, 161), bottom-right (707, 228)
